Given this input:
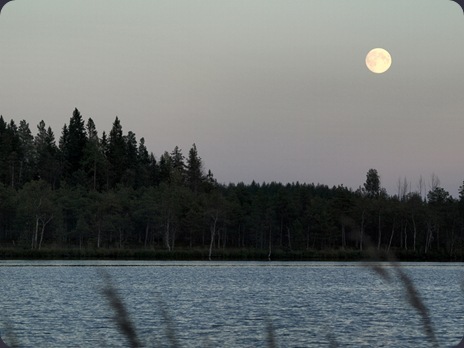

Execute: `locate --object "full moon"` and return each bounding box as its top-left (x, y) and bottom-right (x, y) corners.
top-left (365, 48), bottom-right (392, 74)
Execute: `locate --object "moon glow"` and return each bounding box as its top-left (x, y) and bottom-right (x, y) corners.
top-left (365, 48), bottom-right (392, 74)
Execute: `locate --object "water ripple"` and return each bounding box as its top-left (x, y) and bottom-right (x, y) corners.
top-left (0, 261), bottom-right (462, 347)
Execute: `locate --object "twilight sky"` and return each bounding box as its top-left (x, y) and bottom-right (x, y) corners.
top-left (0, 0), bottom-right (463, 196)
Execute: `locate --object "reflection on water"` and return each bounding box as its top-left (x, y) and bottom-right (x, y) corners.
top-left (0, 261), bottom-right (462, 347)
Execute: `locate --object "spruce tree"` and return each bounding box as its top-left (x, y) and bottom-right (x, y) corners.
top-left (364, 168), bottom-right (381, 198)
top-left (158, 151), bottom-right (172, 183)
top-left (186, 143), bottom-right (204, 193)
top-left (123, 131), bottom-right (138, 187)
top-left (64, 108), bottom-right (88, 178)
top-left (34, 121), bottom-right (60, 187)
top-left (82, 118), bottom-right (106, 190)
top-left (17, 120), bottom-right (35, 186)
top-left (170, 146), bottom-right (185, 184)
top-left (148, 153), bottom-right (160, 186)
top-left (0, 119), bottom-right (21, 187)
top-left (136, 137), bottom-right (151, 188)
top-left (107, 117), bottom-right (126, 187)
top-left (0, 116), bottom-right (7, 185)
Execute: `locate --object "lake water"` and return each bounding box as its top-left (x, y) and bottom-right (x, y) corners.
top-left (0, 261), bottom-right (463, 347)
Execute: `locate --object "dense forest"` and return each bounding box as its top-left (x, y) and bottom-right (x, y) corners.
top-left (0, 108), bottom-right (463, 260)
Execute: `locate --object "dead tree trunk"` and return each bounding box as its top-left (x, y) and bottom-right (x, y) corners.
top-left (360, 210), bottom-right (365, 251)
top-left (403, 225), bottom-right (408, 250)
top-left (97, 224), bottom-right (101, 248)
top-left (208, 212), bottom-right (219, 261)
top-left (287, 226), bottom-right (292, 250)
top-left (38, 215), bottom-right (53, 250)
top-left (411, 214), bottom-right (417, 252)
top-left (268, 226), bottom-right (272, 261)
top-left (387, 222), bottom-right (395, 253)
top-left (165, 218), bottom-right (171, 251)
top-left (118, 227), bottom-right (123, 249)
top-left (33, 216), bottom-right (39, 249)
top-left (171, 228), bottom-right (176, 251)
top-left (425, 222), bottom-right (433, 253)
top-left (144, 223), bottom-right (149, 248)
top-left (377, 213), bottom-right (381, 250)
top-left (93, 159), bottom-right (97, 191)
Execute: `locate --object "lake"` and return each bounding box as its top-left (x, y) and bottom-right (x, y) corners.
top-left (0, 261), bottom-right (462, 347)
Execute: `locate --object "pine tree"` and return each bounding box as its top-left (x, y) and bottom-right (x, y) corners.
top-left (82, 118), bottom-right (106, 190)
top-left (59, 124), bottom-right (69, 154)
top-left (107, 117), bottom-right (126, 187)
top-left (34, 121), bottom-right (60, 187)
top-left (123, 131), bottom-right (138, 187)
top-left (0, 117), bottom-right (8, 183)
top-left (158, 151), bottom-right (172, 183)
top-left (170, 146), bottom-right (185, 184)
top-left (100, 131), bottom-right (110, 190)
top-left (136, 137), bottom-right (151, 188)
top-left (0, 119), bottom-right (21, 187)
top-left (0, 116), bottom-right (7, 185)
top-left (100, 131), bottom-right (109, 155)
top-left (364, 168), bottom-right (381, 198)
top-left (17, 120), bottom-right (35, 186)
top-left (148, 153), bottom-right (160, 186)
top-left (63, 108), bottom-right (88, 179)
top-left (186, 143), bottom-right (204, 193)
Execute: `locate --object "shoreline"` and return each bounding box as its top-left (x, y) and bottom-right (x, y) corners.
top-left (0, 247), bottom-right (462, 262)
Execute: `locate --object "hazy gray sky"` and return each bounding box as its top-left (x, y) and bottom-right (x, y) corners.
top-left (0, 0), bottom-right (463, 196)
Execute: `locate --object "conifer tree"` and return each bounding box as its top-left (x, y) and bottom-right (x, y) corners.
top-left (170, 146), bottom-right (185, 184)
top-left (136, 137), bottom-right (151, 188)
top-left (0, 116), bottom-right (8, 185)
top-left (34, 121), bottom-right (60, 187)
top-left (63, 108), bottom-right (88, 178)
top-left (123, 131), bottom-right (138, 186)
top-left (100, 131), bottom-right (109, 155)
top-left (107, 117), bottom-right (126, 187)
top-left (148, 153), bottom-right (160, 186)
top-left (0, 118), bottom-right (21, 187)
top-left (82, 118), bottom-right (106, 190)
top-left (364, 168), bottom-right (381, 198)
top-left (158, 151), bottom-right (172, 183)
top-left (17, 120), bottom-right (35, 186)
top-left (100, 131), bottom-right (110, 189)
top-left (186, 143), bottom-right (204, 193)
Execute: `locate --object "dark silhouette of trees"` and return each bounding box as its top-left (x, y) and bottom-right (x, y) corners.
top-left (0, 111), bottom-right (463, 259)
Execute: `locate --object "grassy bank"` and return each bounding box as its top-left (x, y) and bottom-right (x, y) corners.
top-left (0, 246), bottom-right (462, 262)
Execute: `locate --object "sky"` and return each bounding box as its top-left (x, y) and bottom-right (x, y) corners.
top-left (0, 0), bottom-right (463, 196)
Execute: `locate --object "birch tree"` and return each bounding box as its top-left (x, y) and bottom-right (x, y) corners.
top-left (18, 180), bottom-right (55, 249)
top-left (204, 190), bottom-right (228, 261)
top-left (156, 183), bottom-right (187, 251)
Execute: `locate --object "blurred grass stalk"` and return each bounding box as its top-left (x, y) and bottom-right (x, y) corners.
top-left (100, 271), bottom-right (142, 348)
top-left (366, 245), bottom-right (439, 347)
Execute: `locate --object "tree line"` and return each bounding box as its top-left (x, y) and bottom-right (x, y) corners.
top-left (0, 109), bottom-right (463, 258)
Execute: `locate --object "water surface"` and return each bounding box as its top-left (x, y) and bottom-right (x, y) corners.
top-left (0, 261), bottom-right (462, 347)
